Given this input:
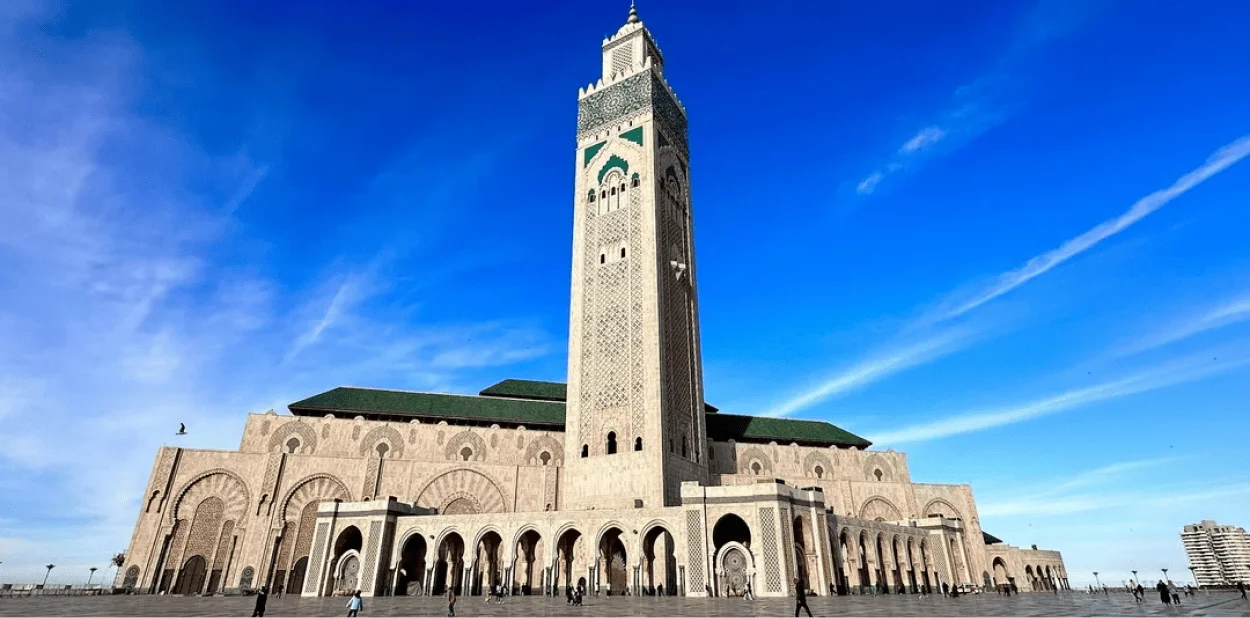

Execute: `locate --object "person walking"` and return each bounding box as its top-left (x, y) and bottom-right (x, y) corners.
top-left (744, 581), bottom-right (754, 601)
top-left (565, 585), bottom-right (574, 605)
top-left (794, 579), bottom-right (812, 618)
top-left (252, 586), bottom-right (269, 618)
top-left (1238, 581), bottom-right (1247, 600)
top-left (346, 590), bottom-right (363, 617)
top-left (1156, 580), bottom-right (1171, 605)
top-left (276, 584), bottom-right (284, 599)
top-left (447, 586), bottom-right (457, 617)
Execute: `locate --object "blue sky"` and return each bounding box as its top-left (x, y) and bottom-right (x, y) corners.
top-left (2, 0), bottom-right (1248, 588)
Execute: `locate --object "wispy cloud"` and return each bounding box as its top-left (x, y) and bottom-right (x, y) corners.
top-left (1118, 291), bottom-right (1250, 356)
top-left (927, 136), bottom-right (1250, 322)
top-left (854, 0), bottom-right (1103, 195)
top-left (285, 280), bottom-right (360, 363)
top-left (765, 329), bottom-right (972, 417)
top-left (776, 135), bottom-right (1250, 419)
top-left (868, 346), bottom-right (1250, 445)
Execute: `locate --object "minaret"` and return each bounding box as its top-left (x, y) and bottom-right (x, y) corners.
top-left (563, 4), bottom-right (709, 510)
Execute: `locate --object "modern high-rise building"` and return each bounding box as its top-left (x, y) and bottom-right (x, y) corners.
top-left (1182, 520), bottom-right (1250, 586)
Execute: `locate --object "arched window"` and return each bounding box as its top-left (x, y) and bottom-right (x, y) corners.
top-left (375, 442), bottom-right (390, 458)
top-left (751, 461), bottom-right (762, 475)
top-left (680, 435), bottom-right (688, 458)
top-left (631, 173), bottom-right (640, 188)
top-left (588, 192), bottom-right (596, 203)
top-left (814, 465), bottom-right (824, 479)
top-left (581, 444), bottom-right (589, 458)
top-left (610, 186), bottom-right (616, 195)
top-left (634, 437), bottom-right (642, 451)
top-left (607, 432), bottom-right (617, 455)
top-left (708, 445), bottom-right (715, 460)
top-left (460, 446), bottom-right (473, 461)
top-left (619, 183), bottom-right (625, 193)
top-left (874, 468), bottom-right (884, 481)
top-left (601, 190), bottom-right (607, 199)
top-left (285, 437), bottom-right (300, 454)
top-left (620, 247), bottom-right (626, 258)
top-left (539, 451), bottom-right (551, 466)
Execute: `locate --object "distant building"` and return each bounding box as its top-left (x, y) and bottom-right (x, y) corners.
top-left (1181, 520), bottom-right (1250, 586)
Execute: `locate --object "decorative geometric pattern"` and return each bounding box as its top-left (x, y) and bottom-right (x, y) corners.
top-left (361, 520), bottom-right (382, 594)
top-left (685, 511), bottom-right (704, 592)
top-left (522, 435), bottom-right (564, 466)
top-left (305, 523), bottom-right (329, 594)
top-left (611, 45), bottom-right (632, 75)
top-left (122, 566), bottom-right (140, 589)
top-left (172, 471), bottom-right (249, 524)
top-left (280, 474), bottom-right (351, 522)
top-left (415, 469), bottom-right (507, 514)
top-left (858, 497), bottom-right (903, 522)
top-left (577, 73), bottom-right (649, 138)
top-left (210, 521), bottom-right (234, 572)
top-left (650, 73), bottom-right (689, 158)
top-left (146, 448), bottom-right (178, 514)
top-left (183, 497), bottom-right (224, 565)
top-left (361, 457), bottom-right (380, 500)
top-left (356, 424), bottom-right (404, 459)
top-left (238, 566), bottom-right (254, 590)
top-left (816, 516), bottom-right (831, 585)
top-left (759, 507), bottom-right (780, 593)
top-left (779, 506), bottom-right (794, 586)
top-left (443, 430), bottom-right (488, 461)
top-left (267, 421), bottom-right (317, 454)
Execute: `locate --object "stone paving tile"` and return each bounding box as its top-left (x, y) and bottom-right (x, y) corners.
top-left (0, 592), bottom-right (1247, 617)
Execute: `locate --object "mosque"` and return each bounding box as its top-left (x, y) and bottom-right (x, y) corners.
top-left (117, 5), bottom-right (1068, 600)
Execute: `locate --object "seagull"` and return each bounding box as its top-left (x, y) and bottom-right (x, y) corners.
top-left (176, 423), bottom-right (186, 436)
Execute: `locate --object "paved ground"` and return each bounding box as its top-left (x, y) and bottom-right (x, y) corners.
top-left (0, 592), bottom-right (1247, 616)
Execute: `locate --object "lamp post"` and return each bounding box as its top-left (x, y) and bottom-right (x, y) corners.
top-left (1093, 571), bottom-right (1101, 590)
top-left (42, 564), bottom-right (55, 588)
top-left (1131, 570), bottom-right (1138, 587)
top-left (1187, 566), bottom-right (1198, 590)
top-left (88, 567), bottom-right (97, 587)
top-left (1161, 568), bottom-right (1169, 584)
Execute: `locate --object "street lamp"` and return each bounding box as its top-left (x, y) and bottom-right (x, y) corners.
top-left (42, 564), bottom-right (55, 588)
top-left (1093, 571), bottom-right (1102, 590)
top-left (88, 567), bottom-right (97, 587)
top-left (1131, 570), bottom-right (1138, 587)
top-left (1188, 566), bottom-right (1198, 590)
top-left (1161, 568), bottom-right (1169, 584)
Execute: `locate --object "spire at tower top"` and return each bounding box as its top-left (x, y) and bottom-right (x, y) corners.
top-left (626, 1), bottom-right (640, 24)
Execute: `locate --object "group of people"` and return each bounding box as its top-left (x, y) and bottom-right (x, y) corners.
top-left (563, 583), bottom-right (586, 606)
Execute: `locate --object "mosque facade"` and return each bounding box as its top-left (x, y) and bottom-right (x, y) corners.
top-left (117, 6), bottom-right (1067, 600)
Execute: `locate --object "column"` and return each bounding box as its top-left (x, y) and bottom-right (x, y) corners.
top-left (954, 531), bottom-right (970, 585)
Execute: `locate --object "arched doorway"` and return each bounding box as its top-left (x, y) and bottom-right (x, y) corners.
top-left (791, 515), bottom-right (811, 593)
top-left (642, 526), bottom-right (677, 595)
top-left (919, 540), bottom-right (933, 593)
top-left (513, 529), bottom-right (543, 595)
top-left (891, 536), bottom-right (905, 593)
top-left (433, 532), bottom-right (465, 595)
top-left (395, 534), bottom-right (426, 595)
top-left (992, 557), bottom-right (1009, 589)
top-left (598, 527), bottom-right (627, 595)
top-left (836, 529), bottom-right (853, 594)
top-left (875, 534), bottom-right (889, 593)
top-left (711, 513), bottom-right (751, 597)
top-left (905, 538), bottom-right (918, 593)
top-left (1024, 565), bottom-right (1035, 590)
top-left (857, 532), bottom-right (872, 593)
top-left (554, 528), bottom-right (583, 595)
top-left (287, 557), bottom-right (308, 595)
top-left (173, 555), bottom-right (207, 595)
top-left (472, 531), bottom-right (503, 596)
top-left (328, 526), bottom-right (363, 595)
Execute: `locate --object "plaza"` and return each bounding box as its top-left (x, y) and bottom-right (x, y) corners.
top-left (2, 592), bottom-right (1249, 617)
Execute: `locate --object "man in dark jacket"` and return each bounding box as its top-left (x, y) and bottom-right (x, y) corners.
top-left (252, 586), bottom-right (269, 617)
top-left (794, 579), bottom-right (812, 617)
top-left (1156, 580), bottom-right (1171, 605)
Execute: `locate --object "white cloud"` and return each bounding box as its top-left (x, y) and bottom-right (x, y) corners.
top-left (855, 171), bottom-right (884, 195)
top-left (765, 329), bottom-right (972, 417)
top-left (868, 347), bottom-right (1250, 445)
top-left (929, 135), bottom-right (1250, 322)
top-left (1119, 292), bottom-right (1250, 356)
top-left (899, 126), bottom-right (948, 154)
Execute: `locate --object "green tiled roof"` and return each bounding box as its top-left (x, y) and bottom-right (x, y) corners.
top-left (288, 381), bottom-right (867, 447)
top-left (478, 379), bottom-right (567, 402)
top-left (477, 379), bottom-right (719, 412)
top-left (982, 531), bottom-right (1003, 545)
top-left (289, 386), bottom-right (565, 427)
top-left (705, 413), bottom-right (871, 448)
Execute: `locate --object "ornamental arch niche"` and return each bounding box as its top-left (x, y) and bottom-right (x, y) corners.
top-left (357, 425), bottom-right (404, 459)
top-left (272, 475), bottom-right (350, 592)
top-left (803, 451), bottom-right (833, 479)
top-left (415, 469), bottom-right (507, 514)
top-left (858, 497), bottom-right (903, 522)
top-left (861, 453), bottom-right (896, 483)
top-left (523, 435), bottom-right (564, 466)
top-left (738, 447), bottom-right (772, 476)
top-left (443, 431), bottom-right (488, 462)
top-left (267, 421), bottom-right (317, 454)
top-left (921, 498), bottom-right (962, 520)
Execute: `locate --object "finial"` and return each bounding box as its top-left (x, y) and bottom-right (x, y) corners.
top-left (626, 1), bottom-right (640, 24)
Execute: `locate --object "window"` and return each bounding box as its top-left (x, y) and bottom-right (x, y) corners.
top-left (610, 186), bottom-right (616, 195)
top-left (709, 445), bottom-right (715, 460)
top-left (620, 247), bottom-right (626, 258)
top-left (375, 443), bottom-right (390, 458)
top-left (460, 446), bottom-right (473, 461)
top-left (634, 437), bottom-right (643, 451)
top-left (581, 444), bottom-right (589, 458)
top-left (751, 461), bottom-right (762, 475)
top-left (601, 190), bottom-right (607, 199)
top-left (874, 468), bottom-right (884, 481)
top-left (600, 253), bottom-right (605, 264)
top-left (588, 192), bottom-right (596, 203)
top-left (814, 465), bottom-right (824, 479)
top-left (607, 432), bottom-right (617, 455)
top-left (631, 174), bottom-right (640, 188)
top-left (285, 437), bottom-right (300, 454)
top-left (620, 183), bottom-right (625, 193)
top-left (681, 435), bottom-right (688, 458)
top-left (539, 451), bottom-right (551, 466)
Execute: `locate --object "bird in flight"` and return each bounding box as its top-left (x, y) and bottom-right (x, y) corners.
top-left (176, 423), bottom-right (186, 436)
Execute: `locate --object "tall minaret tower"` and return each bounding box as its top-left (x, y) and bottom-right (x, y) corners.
top-left (564, 4), bottom-right (709, 510)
